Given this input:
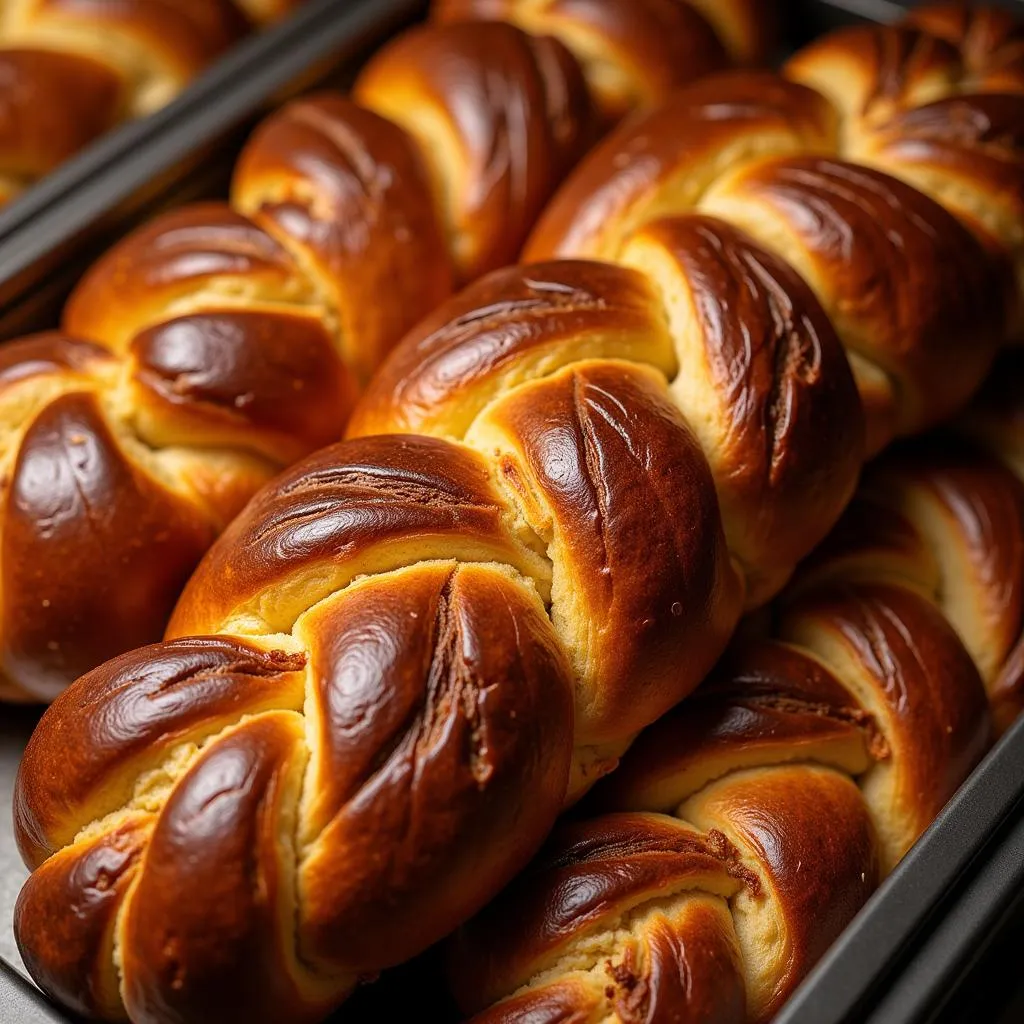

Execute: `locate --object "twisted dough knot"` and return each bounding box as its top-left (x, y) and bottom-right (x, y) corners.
top-left (0, 1), bottom-right (758, 703)
top-left (11, 6), bottom-right (1022, 1023)
top-left (428, 18), bottom-right (1024, 1014)
top-left (353, 33), bottom-right (1024, 602)
top-left (0, 0), bottom-right (304, 203)
top-left (449, 360), bottom-right (1024, 1024)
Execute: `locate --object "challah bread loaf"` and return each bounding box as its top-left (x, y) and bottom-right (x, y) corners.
top-left (0, 0), bottom-right (306, 203)
top-left (513, 13), bottom-right (1024, 438)
top-left (783, 5), bottom-right (1024, 333)
top-left (0, 0), bottom-right (757, 703)
top-left (15, 582), bottom-right (574, 1021)
top-left (353, 6), bottom-right (1024, 604)
top-left (432, 0), bottom-right (773, 122)
top-left (947, 349), bottom-right (1024, 732)
top-left (448, 417), bottom-right (1024, 1024)
top-left (11, 6), bottom-right (1017, 1022)
top-left (4, 248), bottom-right (1009, 1023)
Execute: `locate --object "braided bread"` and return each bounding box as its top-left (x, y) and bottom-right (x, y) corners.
top-left (352, 4), bottom-right (1024, 600)
top-left (447, 369), bottom-right (1024, 1024)
top-left (432, 0), bottom-right (772, 122)
top-left (0, 0), bottom-right (307, 204)
top-left (0, 1), bottom-right (756, 704)
top-left (10, 5), bottom-right (1019, 1022)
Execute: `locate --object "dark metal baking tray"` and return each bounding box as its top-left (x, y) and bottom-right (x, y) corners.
top-left (2, 0), bottom-right (1024, 1020)
top-left (775, 715), bottom-right (1024, 1024)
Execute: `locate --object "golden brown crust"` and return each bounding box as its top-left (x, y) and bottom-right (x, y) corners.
top-left (525, 72), bottom-right (839, 262)
top-left (350, 240), bottom-right (863, 611)
top-left (230, 94), bottom-right (454, 381)
top-left (622, 214), bottom-right (864, 602)
top-left (520, 11), bottom-right (1024, 445)
top-left (7, 0), bottom-right (251, 88)
top-left (780, 582), bottom-right (990, 869)
top-left (877, 448), bottom-right (1023, 681)
top-left (455, 774), bottom-right (875, 1024)
top-left (683, 765), bottom-right (879, 1022)
top-left (351, 259), bottom-right (751, 769)
top-left (466, 359), bottom-right (742, 743)
top-left (792, 493), bottom-right (941, 603)
top-left (168, 434), bottom-right (546, 637)
top-left (526, 73), bottom-right (1014, 440)
top-left (348, 259), bottom-right (675, 440)
top-left (18, 7), bottom-right (1024, 1024)
top-left (459, 481), bottom-right (997, 1020)
top-left (783, 24), bottom-right (961, 130)
top-left (433, 11), bottom-right (1024, 1024)
top-left (850, 93), bottom-right (1024, 264)
top-left (14, 637), bottom-right (307, 867)
top-left (898, 3), bottom-right (1024, 93)
top-left (296, 562), bottom-right (574, 971)
top-left (432, 0), bottom-right (731, 123)
top-left (1, 390), bottom-right (217, 703)
top-left (701, 155), bottom-right (1005, 436)
top-left (14, 818), bottom-right (151, 1020)
top-left (450, 812), bottom-right (743, 1013)
top-left (128, 310), bottom-right (358, 463)
top-left (795, 445), bottom-right (1024, 686)
top-left (354, 21), bottom-right (597, 282)
top-left (63, 203), bottom-right (313, 353)
top-left (0, 5), bottom-right (742, 703)
top-left (118, 713), bottom-right (327, 1024)
top-left (497, 397), bottom-right (1024, 1018)
top-left (469, 898), bottom-right (748, 1024)
top-left (16, 550), bottom-right (574, 1020)
top-left (682, 0), bottom-right (776, 67)
top-left (0, 331), bottom-right (112, 384)
top-left (337, 46), bottom-right (1024, 1021)
top-left (592, 641), bottom-right (876, 815)
top-left (782, 13), bottom-right (1024, 324)
top-left (615, 901), bottom-right (746, 1024)
top-left (0, 49), bottom-right (121, 183)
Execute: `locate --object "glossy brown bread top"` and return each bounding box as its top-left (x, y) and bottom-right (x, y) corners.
top-left (10, 6), bottom-right (1021, 1022)
top-left (20, 5), bottom-right (1023, 1023)
top-left (8, 322), bottom-right (1016, 1012)
top-left (0, 0), bottom-right (763, 703)
top-left (15, 439), bottom-right (579, 1021)
top-left (432, 0), bottom-right (774, 121)
top-left (9, 387), bottom-right (743, 1022)
top-left (0, 0), bottom-right (309, 204)
top-left (351, 45), bottom-right (1020, 632)
top-left (355, 1), bottom-right (1024, 614)
top-left (170, 368), bottom-right (742, 750)
top-left (337, 3), bottom-right (1024, 1020)
top-left (449, 354), bottom-right (1024, 1023)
